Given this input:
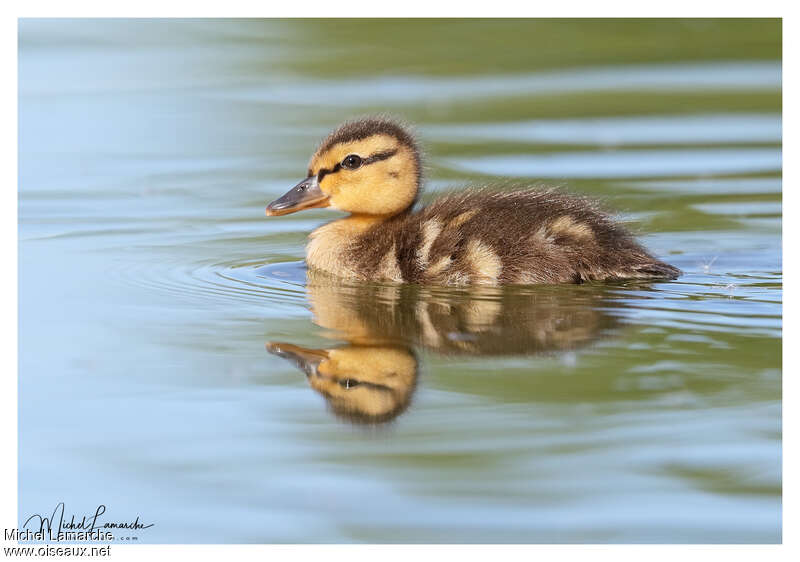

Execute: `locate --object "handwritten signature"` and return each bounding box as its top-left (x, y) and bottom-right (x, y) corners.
top-left (24, 503), bottom-right (153, 539)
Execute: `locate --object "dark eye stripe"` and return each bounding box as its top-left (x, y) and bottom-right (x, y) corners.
top-left (315, 148), bottom-right (398, 181)
top-left (361, 148), bottom-right (398, 166)
top-left (317, 162), bottom-right (341, 182)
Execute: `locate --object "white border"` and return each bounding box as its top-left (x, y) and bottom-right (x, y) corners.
top-left (4, 5), bottom-right (792, 561)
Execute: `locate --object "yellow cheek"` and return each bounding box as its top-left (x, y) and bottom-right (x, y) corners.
top-left (318, 174), bottom-right (344, 197)
top-left (319, 171), bottom-right (374, 211)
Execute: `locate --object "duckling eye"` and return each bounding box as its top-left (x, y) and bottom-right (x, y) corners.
top-left (339, 378), bottom-right (360, 389)
top-left (341, 154), bottom-right (362, 170)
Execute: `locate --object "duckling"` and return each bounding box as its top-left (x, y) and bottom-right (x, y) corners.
top-left (266, 274), bottom-right (620, 424)
top-left (266, 342), bottom-right (418, 424)
top-left (266, 117), bottom-right (680, 285)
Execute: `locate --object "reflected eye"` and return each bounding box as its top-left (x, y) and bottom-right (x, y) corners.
top-left (342, 154), bottom-right (362, 169)
top-left (339, 378), bottom-right (361, 389)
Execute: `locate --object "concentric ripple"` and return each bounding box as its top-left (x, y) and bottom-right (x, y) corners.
top-left (106, 251), bottom-right (309, 311)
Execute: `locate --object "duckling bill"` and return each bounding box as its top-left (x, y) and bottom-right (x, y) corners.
top-left (266, 118), bottom-right (680, 285)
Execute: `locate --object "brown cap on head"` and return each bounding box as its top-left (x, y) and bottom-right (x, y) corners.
top-left (316, 117), bottom-right (419, 156)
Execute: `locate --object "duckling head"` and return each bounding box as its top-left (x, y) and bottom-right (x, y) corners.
top-left (266, 342), bottom-right (418, 425)
top-left (266, 117), bottom-right (421, 217)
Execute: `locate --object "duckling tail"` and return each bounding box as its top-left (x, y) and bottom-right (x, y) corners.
top-left (633, 260), bottom-right (682, 280)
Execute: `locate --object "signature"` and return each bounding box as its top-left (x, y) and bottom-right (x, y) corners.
top-left (23, 503), bottom-right (153, 539)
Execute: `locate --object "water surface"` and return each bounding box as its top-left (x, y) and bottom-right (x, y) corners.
top-left (18, 19), bottom-right (781, 543)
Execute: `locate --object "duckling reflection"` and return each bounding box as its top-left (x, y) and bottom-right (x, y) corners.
top-left (266, 342), bottom-right (418, 424)
top-left (267, 270), bottom-right (622, 424)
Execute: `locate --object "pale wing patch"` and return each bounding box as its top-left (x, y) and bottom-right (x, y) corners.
top-left (376, 244), bottom-right (404, 282)
top-left (549, 215), bottom-right (594, 240)
top-left (443, 270), bottom-right (471, 286)
top-left (531, 225), bottom-right (554, 243)
top-left (416, 220), bottom-right (442, 267)
top-left (447, 209), bottom-right (478, 230)
top-left (464, 239), bottom-right (503, 284)
top-left (425, 255), bottom-right (453, 278)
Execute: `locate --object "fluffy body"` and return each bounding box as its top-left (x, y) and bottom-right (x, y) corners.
top-left (308, 188), bottom-right (680, 285)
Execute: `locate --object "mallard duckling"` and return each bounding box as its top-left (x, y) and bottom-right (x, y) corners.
top-left (266, 276), bottom-right (620, 424)
top-left (266, 342), bottom-right (418, 424)
top-left (266, 117), bottom-right (680, 285)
